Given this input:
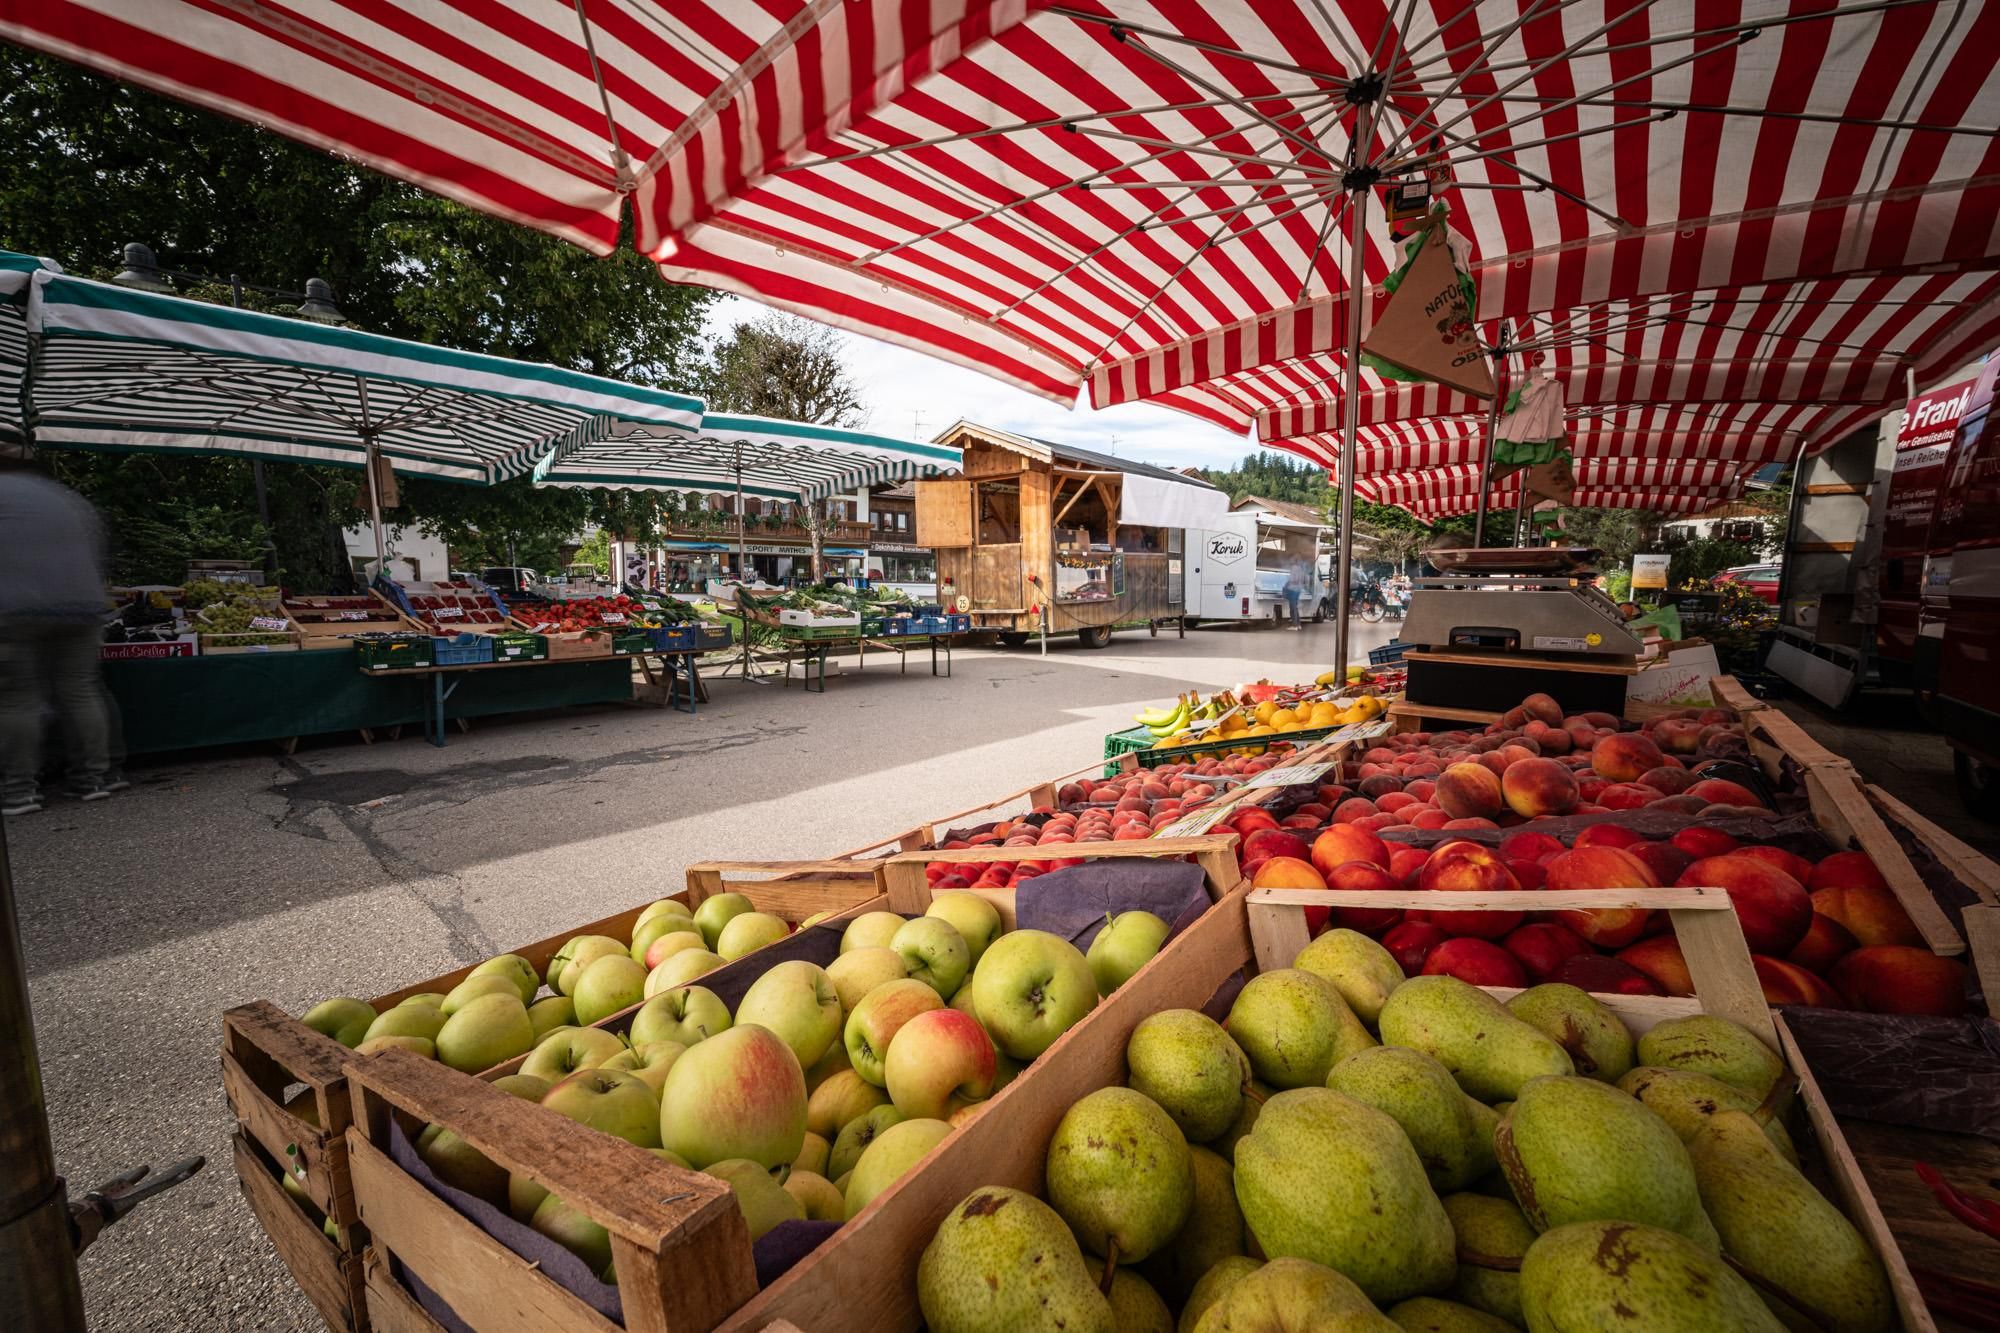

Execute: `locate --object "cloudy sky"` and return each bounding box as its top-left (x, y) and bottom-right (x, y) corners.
top-left (705, 295), bottom-right (1262, 471)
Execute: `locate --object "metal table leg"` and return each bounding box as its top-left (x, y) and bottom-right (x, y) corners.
top-left (682, 653), bottom-right (700, 716)
top-left (430, 672), bottom-right (464, 748)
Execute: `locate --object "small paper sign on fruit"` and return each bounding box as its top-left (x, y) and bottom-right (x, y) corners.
top-left (248, 615), bottom-right (290, 631)
top-left (1153, 802), bottom-right (1238, 840)
top-left (338, 609), bottom-right (372, 620)
top-left (600, 612), bottom-right (627, 624)
top-left (1328, 718), bottom-right (1394, 746)
top-left (1242, 761), bottom-right (1336, 788)
top-left (432, 605), bottom-right (464, 619)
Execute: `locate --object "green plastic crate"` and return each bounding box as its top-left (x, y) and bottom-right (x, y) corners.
top-left (1103, 725), bottom-right (1160, 775)
top-left (354, 636), bottom-right (434, 671)
top-left (607, 632), bottom-right (652, 656)
top-left (491, 632), bottom-right (547, 662)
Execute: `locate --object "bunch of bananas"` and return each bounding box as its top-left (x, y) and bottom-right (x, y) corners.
top-left (1135, 689), bottom-right (1239, 748)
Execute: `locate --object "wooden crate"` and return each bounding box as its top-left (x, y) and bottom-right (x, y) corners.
top-left (1244, 883), bottom-right (1934, 1333)
top-left (343, 837), bottom-right (1241, 1333)
top-left (226, 867), bottom-right (882, 1333)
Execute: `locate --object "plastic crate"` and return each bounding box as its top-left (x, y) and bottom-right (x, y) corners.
top-left (860, 615), bottom-right (889, 637)
top-left (1369, 640), bottom-right (1412, 666)
top-left (355, 636), bottom-right (434, 671)
top-left (693, 622), bottom-right (733, 651)
top-left (945, 613), bottom-right (971, 634)
top-left (491, 632), bottom-right (546, 662)
top-left (607, 632), bottom-right (652, 656)
top-left (431, 634), bottom-right (494, 666)
top-left (644, 625), bottom-right (697, 652)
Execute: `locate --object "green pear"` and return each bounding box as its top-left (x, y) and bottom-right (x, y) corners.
top-left (1617, 1067), bottom-right (1797, 1163)
top-left (1046, 1088), bottom-right (1193, 1264)
top-left (1181, 1256), bottom-right (1261, 1333)
top-left (846, 1118), bottom-right (952, 1219)
top-left (1378, 975), bottom-right (1573, 1103)
top-left (530, 1194), bottom-right (613, 1274)
top-left (1439, 1193), bottom-right (1534, 1325)
top-left (791, 1132), bottom-right (830, 1178)
top-left (1634, 1015), bottom-right (1785, 1100)
top-left (419, 1126), bottom-right (509, 1208)
top-left (1225, 969), bottom-right (1374, 1090)
top-left (1140, 1146), bottom-right (1244, 1305)
top-left (807, 1068), bottom-right (891, 1140)
top-left (829, 1104), bottom-right (904, 1179)
top-left (694, 891), bottom-right (755, 949)
top-left (1326, 1046), bottom-right (1496, 1193)
top-left (1191, 1257), bottom-right (1399, 1332)
top-left (1107, 1269), bottom-right (1174, 1333)
top-left (1496, 1076), bottom-right (1714, 1247)
top-left (705, 1158), bottom-right (804, 1240)
top-left (784, 1169), bottom-right (846, 1222)
top-left (1294, 927), bottom-right (1405, 1025)
top-left (1519, 1221), bottom-right (1783, 1330)
top-left (301, 998), bottom-right (376, 1048)
top-left (1126, 1009), bottom-right (1250, 1143)
top-left (917, 1187), bottom-right (1113, 1333)
top-left (1212, 1080), bottom-right (1270, 1163)
top-left (469, 954), bottom-right (540, 1004)
top-left (364, 1003), bottom-right (447, 1045)
top-left (1385, 1296), bottom-right (1517, 1332)
top-left (1234, 1088), bottom-right (1455, 1304)
top-left (434, 993), bottom-right (535, 1073)
top-left (1088, 910), bottom-right (1171, 996)
top-left (527, 995), bottom-right (576, 1039)
top-left (354, 1035), bottom-right (434, 1059)
top-left (1505, 984), bottom-right (1634, 1083)
top-left (1687, 1110), bottom-right (1893, 1333)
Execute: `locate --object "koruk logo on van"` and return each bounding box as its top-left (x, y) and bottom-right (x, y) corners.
top-left (1207, 533), bottom-right (1248, 564)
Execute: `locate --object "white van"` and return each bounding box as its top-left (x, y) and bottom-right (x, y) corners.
top-left (1186, 514), bottom-right (1325, 624)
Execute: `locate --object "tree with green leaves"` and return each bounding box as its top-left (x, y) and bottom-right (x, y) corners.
top-left (1, 48), bottom-right (717, 588)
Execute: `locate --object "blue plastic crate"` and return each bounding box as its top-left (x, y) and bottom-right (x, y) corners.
top-left (945, 613), bottom-right (971, 633)
top-left (1369, 639), bottom-right (1411, 666)
top-left (431, 633), bottom-right (494, 666)
top-left (644, 625), bottom-right (697, 652)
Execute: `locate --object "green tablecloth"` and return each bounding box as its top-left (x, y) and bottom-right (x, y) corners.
top-left (105, 651), bottom-right (633, 755)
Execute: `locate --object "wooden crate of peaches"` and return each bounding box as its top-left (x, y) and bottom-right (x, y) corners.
top-left (1236, 686), bottom-right (1978, 1020)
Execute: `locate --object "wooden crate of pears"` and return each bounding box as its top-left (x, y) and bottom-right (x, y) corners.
top-left (728, 880), bottom-right (1927, 1332)
top-left (222, 860), bottom-right (883, 1333)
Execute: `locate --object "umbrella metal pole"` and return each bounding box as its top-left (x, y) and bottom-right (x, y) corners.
top-left (357, 380), bottom-right (386, 577)
top-left (1332, 180), bottom-right (1369, 686)
top-left (1473, 327), bottom-right (1509, 549)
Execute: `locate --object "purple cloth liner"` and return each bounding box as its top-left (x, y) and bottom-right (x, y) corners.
top-left (1782, 1011), bottom-right (2000, 1141)
top-left (1013, 857), bottom-right (1213, 953)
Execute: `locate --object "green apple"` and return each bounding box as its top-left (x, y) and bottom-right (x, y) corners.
top-left (694, 892), bottom-right (755, 949)
top-left (556, 937), bottom-right (629, 998)
top-left (844, 980), bottom-right (943, 1086)
top-left (521, 1026), bottom-right (628, 1082)
top-left (803, 1038), bottom-right (851, 1093)
top-left (397, 993), bottom-right (446, 1009)
top-left (491, 1073), bottom-right (551, 1102)
top-left (658, 1024), bottom-right (807, 1170)
top-left (806, 1068), bottom-right (891, 1140)
top-left (785, 1170), bottom-right (845, 1222)
top-left (419, 1125), bottom-right (508, 1207)
top-left (717, 911), bottom-right (790, 961)
top-left (793, 1132), bottom-right (831, 1177)
top-left (631, 986), bottom-right (732, 1048)
top-left (640, 931), bottom-right (712, 977)
top-left (631, 914), bottom-right (700, 964)
top-left (547, 934), bottom-right (624, 993)
top-left (302, 998), bottom-right (376, 1048)
top-left (799, 910), bottom-right (835, 930)
top-left (508, 1172), bottom-right (549, 1224)
top-left (826, 947), bottom-right (908, 1013)
top-left (541, 1068), bottom-right (661, 1148)
top-left (927, 891), bottom-right (1003, 967)
top-left (435, 993), bottom-right (535, 1072)
top-left (970, 929), bottom-right (1099, 1060)
top-left (469, 954), bottom-right (540, 1004)
top-left (531, 1194), bottom-right (612, 1274)
top-left (601, 1040), bottom-right (685, 1096)
top-left (736, 961), bottom-right (843, 1069)
top-left (355, 1035), bottom-right (434, 1059)
top-left (365, 1003), bottom-right (447, 1046)
top-left (844, 1118), bottom-right (953, 1219)
top-left (829, 1105), bottom-right (905, 1180)
top-left (706, 1158), bottom-right (805, 1240)
top-left (636, 898), bottom-right (693, 928)
top-left (527, 995), bottom-right (575, 1039)
top-left (841, 911), bottom-right (906, 954)
top-left (442, 974), bottom-right (521, 1016)
top-left (646, 949), bottom-right (724, 994)
top-left (892, 916), bottom-right (971, 1001)
top-left (1087, 910), bottom-right (1170, 997)
top-left (572, 954), bottom-right (648, 1026)
top-left (884, 1009), bottom-right (997, 1120)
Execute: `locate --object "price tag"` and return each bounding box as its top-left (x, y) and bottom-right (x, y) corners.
top-left (432, 606), bottom-right (464, 619)
top-left (1153, 802), bottom-right (1237, 840)
top-left (1329, 718), bottom-right (1394, 746)
top-left (1242, 761), bottom-right (1335, 788)
top-left (338, 609), bottom-right (372, 620)
top-left (249, 615), bottom-right (289, 631)
top-left (600, 612), bottom-right (627, 625)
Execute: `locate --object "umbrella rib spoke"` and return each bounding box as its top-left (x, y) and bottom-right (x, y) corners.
top-left (1048, 7), bottom-right (1355, 86)
top-left (1120, 33), bottom-right (1343, 174)
top-left (1297, 193), bottom-right (1349, 304)
top-left (1375, 0), bottom-right (1592, 163)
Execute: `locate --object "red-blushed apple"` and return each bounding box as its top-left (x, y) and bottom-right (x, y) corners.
top-left (1671, 827), bottom-right (1739, 858)
top-left (1545, 846), bottom-right (1657, 948)
top-left (657, 1024), bottom-right (807, 1169)
top-left (1811, 883), bottom-right (1924, 948)
top-left (1591, 732), bottom-right (1664, 782)
top-left (1829, 946), bottom-right (1969, 1016)
top-left (843, 979), bottom-right (942, 1085)
top-left (1573, 824), bottom-right (1645, 850)
top-left (1549, 954), bottom-right (1666, 996)
top-left (1677, 854), bottom-right (1813, 954)
top-left (1382, 920), bottom-right (1447, 973)
top-left (1628, 841), bottom-right (1694, 887)
top-left (1310, 824), bottom-right (1390, 875)
top-left (1418, 841), bottom-right (1524, 939)
top-left (1807, 850), bottom-right (1889, 893)
top-left (1786, 911), bottom-right (1859, 972)
top-left (1502, 922), bottom-right (1595, 980)
top-left (1615, 936), bottom-right (1695, 996)
top-left (1422, 937), bottom-right (1528, 986)
top-left (882, 1008), bottom-right (997, 1119)
top-left (1734, 845), bottom-right (1815, 884)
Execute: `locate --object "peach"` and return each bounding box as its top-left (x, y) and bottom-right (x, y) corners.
top-left (1652, 719), bottom-right (1706, 755)
top-left (1810, 883), bottom-right (1923, 948)
top-left (1573, 824), bottom-right (1645, 851)
top-left (1388, 846), bottom-right (1432, 884)
top-left (1382, 921), bottom-right (1447, 973)
top-left (1232, 808), bottom-right (1281, 836)
top-left (1591, 732), bottom-right (1664, 782)
top-left (1683, 778), bottom-right (1764, 809)
top-left (1335, 798), bottom-right (1381, 825)
top-left (1443, 817), bottom-right (1501, 830)
top-left (1650, 795), bottom-right (1711, 816)
top-left (1278, 814), bottom-right (1321, 830)
top-left (1828, 946), bottom-right (1969, 1016)
top-left (1409, 807), bottom-right (1452, 830)
top-left (1499, 830), bottom-right (1566, 864)
top-left (1406, 779), bottom-right (1437, 803)
top-left (1251, 856), bottom-right (1327, 891)
top-left (1807, 850), bottom-right (1890, 894)
top-left (1326, 860), bottom-right (1404, 933)
top-left (1502, 922), bottom-right (1594, 981)
top-left (1598, 783), bottom-right (1659, 811)
top-left (1638, 765), bottom-right (1695, 795)
top-left (1549, 954), bottom-right (1666, 997)
top-left (1786, 912), bottom-right (1859, 972)
top-left (1377, 791), bottom-right (1420, 814)
top-left (1311, 824), bottom-right (1390, 876)
top-left (1435, 762), bottom-right (1505, 820)
top-left (1418, 842), bottom-right (1523, 939)
top-left (1735, 845), bottom-right (1814, 884)
top-left (1677, 855), bottom-right (1813, 954)
top-left (1615, 936), bottom-right (1695, 996)
top-left (1671, 826), bottom-right (1739, 858)
top-left (1422, 937), bottom-right (1528, 987)
top-left (1508, 858), bottom-right (1548, 889)
top-left (1520, 692), bottom-right (1564, 727)
top-left (1500, 757), bottom-right (1580, 818)
top-left (1534, 725), bottom-right (1574, 755)
top-left (1545, 846), bottom-right (1657, 948)
top-left (1628, 841), bottom-right (1694, 886)
top-left (1751, 956), bottom-right (1845, 1009)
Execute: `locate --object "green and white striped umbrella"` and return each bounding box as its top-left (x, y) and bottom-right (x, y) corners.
top-left (14, 259), bottom-right (702, 483)
top-left (0, 251), bottom-right (60, 446)
top-left (533, 411), bottom-right (960, 504)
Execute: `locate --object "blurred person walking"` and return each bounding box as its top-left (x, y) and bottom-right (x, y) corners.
top-left (1, 451), bottom-right (121, 814)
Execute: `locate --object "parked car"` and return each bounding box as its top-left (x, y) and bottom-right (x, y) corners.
top-left (477, 566), bottom-right (540, 595)
top-left (1714, 562), bottom-right (1782, 604)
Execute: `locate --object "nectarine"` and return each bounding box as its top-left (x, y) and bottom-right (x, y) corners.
top-left (1422, 937), bottom-right (1527, 987)
top-left (1810, 883), bottom-right (1922, 948)
top-left (1828, 946), bottom-right (1968, 1016)
top-left (1676, 854), bottom-right (1813, 954)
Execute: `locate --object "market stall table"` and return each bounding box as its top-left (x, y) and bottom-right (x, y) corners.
top-left (785, 629), bottom-right (960, 693)
top-left (359, 648), bottom-right (703, 747)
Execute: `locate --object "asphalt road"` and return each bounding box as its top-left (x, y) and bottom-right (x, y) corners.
top-left (10, 616), bottom-right (1398, 1333)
